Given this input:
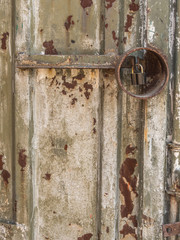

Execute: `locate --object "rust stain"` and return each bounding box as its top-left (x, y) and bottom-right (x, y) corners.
top-left (78, 233), bottom-right (93, 240)
top-left (84, 82), bottom-right (93, 99)
top-left (106, 227), bottom-right (109, 233)
top-left (0, 155), bottom-right (4, 170)
top-left (129, 215), bottom-right (138, 227)
top-left (105, 0), bottom-right (116, 9)
top-left (112, 31), bottom-right (119, 47)
top-left (18, 149), bottom-right (27, 171)
top-left (93, 128), bottom-right (96, 134)
top-left (142, 214), bottom-right (155, 225)
top-left (1, 169), bottom-right (11, 185)
top-left (43, 40), bottom-right (58, 55)
top-left (63, 79), bottom-right (77, 89)
top-left (43, 172), bottom-right (51, 181)
top-left (123, 37), bottom-right (127, 44)
top-left (125, 15), bottom-right (134, 32)
top-left (79, 87), bottom-right (83, 92)
top-left (64, 144), bottom-right (68, 151)
top-left (80, 0), bottom-right (93, 9)
top-left (71, 97), bottom-right (77, 105)
top-left (1, 32), bottom-right (9, 50)
top-left (73, 72), bottom-right (85, 80)
top-left (93, 118), bottom-right (96, 125)
top-left (120, 223), bottom-right (137, 239)
top-left (126, 145), bottom-right (137, 155)
top-left (129, 0), bottom-right (139, 12)
top-left (62, 90), bottom-right (67, 95)
top-left (64, 15), bottom-right (75, 31)
top-left (119, 158), bottom-right (138, 218)
top-left (105, 23), bottom-right (108, 28)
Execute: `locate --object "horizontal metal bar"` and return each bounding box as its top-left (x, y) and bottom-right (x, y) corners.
top-left (16, 54), bottom-right (133, 69)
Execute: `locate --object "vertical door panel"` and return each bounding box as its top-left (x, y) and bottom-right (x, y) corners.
top-left (0, 0), bottom-right (14, 221)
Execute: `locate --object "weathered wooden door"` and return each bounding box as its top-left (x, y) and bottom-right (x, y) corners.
top-left (0, 0), bottom-right (180, 239)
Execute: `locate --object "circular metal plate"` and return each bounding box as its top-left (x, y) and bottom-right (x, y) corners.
top-left (115, 47), bottom-right (169, 99)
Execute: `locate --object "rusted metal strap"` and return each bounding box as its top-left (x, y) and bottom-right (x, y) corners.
top-left (163, 222), bottom-right (180, 237)
top-left (16, 54), bottom-right (133, 69)
top-left (167, 142), bottom-right (180, 151)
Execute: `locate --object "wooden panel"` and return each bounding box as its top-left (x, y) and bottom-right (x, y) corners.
top-left (0, 0), bottom-right (14, 221)
top-left (30, 0), bottom-right (102, 54)
top-left (141, 0), bottom-right (170, 239)
top-left (27, 69), bottom-right (100, 239)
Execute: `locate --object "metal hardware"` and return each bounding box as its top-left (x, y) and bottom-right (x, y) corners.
top-left (163, 222), bottom-right (180, 237)
top-left (131, 64), bottom-right (146, 85)
top-left (167, 142), bottom-right (180, 151)
top-left (16, 55), bottom-right (134, 69)
top-left (115, 47), bottom-right (169, 99)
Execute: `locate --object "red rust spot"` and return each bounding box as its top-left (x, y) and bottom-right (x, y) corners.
top-left (73, 72), bottom-right (85, 80)
top-left (78, 233), bottom-right (93, 240)
top-left (79, 87), bottom-right (83, 92)
top-left (112, 31), bottom-right (119, 47)
top-left (120, 223), bottom-right (137, 239)
top-left (142, 214), bottom-right (154, 225)
top-left (64, 15), bottom-right (74, 31)
top-left (80, 0), bottom-right (93, 9)
top-left (84, 82), bottom-right (93, 99)
top-left (0, 155), bottom-right (4, 170)
top-left (93, 118), bottom-right (96, 125)
top-left (93, 128), bottom-right (96, 134)
top-left (123, 37), bottom-right (127, 44)
top-left (129, 215), bottom-right (138, 227)
top-left (106, 227), bottom-right (109, 233)
top-left (63, 79), bottom-right (77, 89)
top-left (125, 15), bottom-right (134, 32)
top-left (43, 172), bottom-right (51, 181)
top-left (105, 23), bottom-right (108, 28)
top-left (64, 144), bottom-right (68, 151)
top-left (119, 158), bottom-right (138, 218)
top-left (62, 90), bottom-right (67, 95)
top-left (18, 149), bottom-right (27, 171)
top-left (129, 0), bottom-right (139, 12)
top-left (1, 169), bottom-right (10, 185)
top-left (126, 145), bottom-right (137, 155)
top-left (71, 98), bottom-right (77, 105)
top-left (105, 0), bottom-right (116, 9)
top-left (43, 40), bottom-right (58, 55)
top-left (1, 32), bottom-right (9, 50)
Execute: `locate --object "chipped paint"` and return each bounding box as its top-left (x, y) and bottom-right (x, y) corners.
top-left (64, 16), bottom-right (75, 31)
top-left (80, 0), bottom-right (93, 9)
top-left (43, 40), bottom-right (58, 55)
top-left (78, 233), bottom-right (93, 240)
top-left (119, 158), bottom-right (138, 218)
top-left (1, 169), bottom-right (10, 185)
top-left (105, 0), bottom-right (116, 9)
top-left (43, 173), bottom-right (51, 180)
top-left (18, 149), bottom-right (27, 171)
top-left (1, 32), bottom-right (9, 50)
top-left (84, 82), bottom-right (93, 99)
top-left (125, 15), bottom-right (134, 32)
top-left (129, 0), bottom-right (139, 12)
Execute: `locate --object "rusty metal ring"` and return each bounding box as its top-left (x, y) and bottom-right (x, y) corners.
top-left (115, 47), bottom-right (169, 99)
